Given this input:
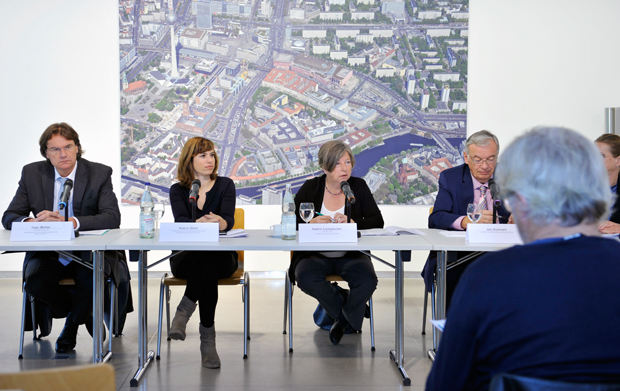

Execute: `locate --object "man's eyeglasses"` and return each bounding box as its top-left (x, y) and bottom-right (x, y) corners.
top-left (470, 156), bottom-right (496, 166)
top-left (47, 144), bottom-right (76, 155)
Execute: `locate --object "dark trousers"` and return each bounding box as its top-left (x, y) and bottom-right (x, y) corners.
top-left (422, 251), bottom-right (480, 311)
top-left (294, 252), bottom-right (377, 331)
top-left (24, 252), bottom-right (93, 326)
top-left (170, 251), bottom-right (238, 328)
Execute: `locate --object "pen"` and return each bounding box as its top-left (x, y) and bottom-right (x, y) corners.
top-left (315, 212), bottom-right (336, 223)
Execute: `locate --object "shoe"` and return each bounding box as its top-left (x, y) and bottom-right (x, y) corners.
top-left (329, 318), bottom-right (345, 345)
top-left (169, 296), bottom-right (197, 341)
top-left (199, 323), bottom-right (221, 368)
top-left (55, 318), bottom-right (78, 353)
top-left (85, 316), bottom-right (107, 343)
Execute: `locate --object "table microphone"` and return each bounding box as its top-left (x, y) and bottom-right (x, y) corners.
top-left (58, 179), bottom-right (73, 210)
top-left (340, 181), bottom-right (356, 204)
top-left (189, 179), bottom-right (201, 204)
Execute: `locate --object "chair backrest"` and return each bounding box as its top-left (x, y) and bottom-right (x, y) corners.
top-left (429, 206), bottom-right (434, 214)
top-left (0, 364), bottom-right (115, 391)
top-left (233, 208), bottom-right (244, 262)
top-left (490, 373), bottom-right (620, 391)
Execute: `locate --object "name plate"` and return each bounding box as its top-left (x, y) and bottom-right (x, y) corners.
top-left (298, 223), bottom-right (358, 243)
top-left (466, 224), bottom-right (523, 244)
top-left (159, 222), bottom-right (219, 242)
top-left (10, 222), bottom-right (75, 241)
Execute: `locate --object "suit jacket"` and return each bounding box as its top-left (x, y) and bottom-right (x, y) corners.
top-left (422, 164), bottom-right (510, 290)
top-left (2, 159), bottom-right (125, 285)
top-left (611, 171), bottom-right (620, 224)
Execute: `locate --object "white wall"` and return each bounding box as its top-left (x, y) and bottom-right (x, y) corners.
top-left (2, 0), bottom-right (619, 272)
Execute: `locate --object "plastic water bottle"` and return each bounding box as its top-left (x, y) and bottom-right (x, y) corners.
top-left (139, 183), bottom-right (155, 239)
top-left (281, 184), bottom-right (296, 240)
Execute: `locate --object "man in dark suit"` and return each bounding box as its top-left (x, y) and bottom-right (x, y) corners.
top-left (2, 122), bottom-right (122, 353)
top-left (422, 130), bottom-right (511, 308)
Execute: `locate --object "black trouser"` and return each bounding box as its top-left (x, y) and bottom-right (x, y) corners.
top-left (170, 251), bottom-right (238, 328)
top-left (24, 252), bottom-right (94, 326)
top-left (294, 251), bottom-right (377, 331)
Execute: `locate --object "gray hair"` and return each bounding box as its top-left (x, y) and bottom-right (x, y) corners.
top-left (318, 140), bottom-right (355, 172)
top-left (465, 130), bottom-right (500, 155)
top-left (495, 126), bottom-right (611, 226)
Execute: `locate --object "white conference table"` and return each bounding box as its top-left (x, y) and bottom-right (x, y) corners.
top-left (0, 228), bottom-right (131, 363)
top-left (420, 229), bottom-right (517, 360)
top-left (106, 228), bottom-right (433, 387)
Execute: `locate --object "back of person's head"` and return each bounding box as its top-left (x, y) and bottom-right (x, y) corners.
top-left (496, 126), bottom-right (611, 227)
top-left (39, 122), bottom-right (83, 161)
top-left (176, 137), bottom-right (218, 187)
top-left (465, 130), bottom-right (500, 155)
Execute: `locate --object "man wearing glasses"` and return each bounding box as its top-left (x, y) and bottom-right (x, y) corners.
top-left (422, 130), bottom-right (511, 308)
top-left (2, 122), bottom-right (123, 353)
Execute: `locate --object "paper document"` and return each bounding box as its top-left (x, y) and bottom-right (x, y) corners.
top-left (360, 226), bottom-right (426, 236)
top-left (79, 229), bottom-right (110, 236)
top-left (430, 319), bottom-right (446, 332)
top-left (438, 231), bottom-right (466, 237)
top-left (221, 229), bottom-right (247, 238)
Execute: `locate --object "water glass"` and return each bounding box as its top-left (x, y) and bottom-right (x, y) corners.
top-left (153, 203), bottom-right (165, 232)
top-left (299, 203), bottom-right (315, 223)
top-left (467, 203), bottom-right (482, 223)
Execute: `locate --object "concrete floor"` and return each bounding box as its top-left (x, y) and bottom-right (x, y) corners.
top-left (0, 275), bottom-right (434, 390)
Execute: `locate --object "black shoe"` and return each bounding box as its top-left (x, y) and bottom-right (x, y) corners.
top-left (329, 318), bottom-right (345, 345)
top-left (85, 316), bottom-right (106, 343)
top-left (56, 319), bottom-right (78, 353)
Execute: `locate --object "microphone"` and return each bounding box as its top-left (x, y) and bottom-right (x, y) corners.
top-left (58, 179), bottom-right (73, 210)
top-left (189, 179), bottom-right (201, 204)
top-left (340, 181), bottom-right (356, 204)
top-left (488, 178), bottom-right (501, 206)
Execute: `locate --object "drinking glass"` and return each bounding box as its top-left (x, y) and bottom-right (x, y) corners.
top-left (467, 203), bottom-right (482, 223)
top-left (299, 203), bottom-right (315, 223)
top-left (153, 203), bottom-right (165, 232)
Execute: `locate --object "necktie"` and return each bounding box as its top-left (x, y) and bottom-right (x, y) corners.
top-left (57, 177), bottom-right (73, 266)
top-left (478, 185), bottom-right (488, 212)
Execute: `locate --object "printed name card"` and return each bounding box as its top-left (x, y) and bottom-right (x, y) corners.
top-left (298, 223), bottom-right (358, 243)
top-left (466, 224), bottom-right (523, 244)
top-left (10, 222), bottom-right (75, 241)
top-left (159, 222), bottom-right (219, 242)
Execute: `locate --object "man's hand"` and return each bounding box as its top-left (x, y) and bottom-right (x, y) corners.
top-left (599, 220), bottom-right (620, 234)
top-left (30, 210), bottom-right (77, 229)
top-left (461, 210), bottom-right (494, 229)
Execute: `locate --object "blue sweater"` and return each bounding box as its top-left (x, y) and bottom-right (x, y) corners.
top-left (426, 235), bottom-right (620, 390)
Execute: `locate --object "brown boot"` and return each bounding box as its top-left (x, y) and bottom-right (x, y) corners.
top-left (169, 296), bottom-right (196, 341)
top-left (199, 323), bottom-right (221, 368)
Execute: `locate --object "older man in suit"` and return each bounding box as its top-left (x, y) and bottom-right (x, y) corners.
top-left (422, 130), bottom-right (511, 308)
top-left (2, 122), bottom-right (122, 353)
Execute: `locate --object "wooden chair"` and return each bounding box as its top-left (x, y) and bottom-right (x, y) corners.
top-left (19, 278), bottom-right (117, 359)
top-left (156, 208), bottom-right (250, 359)
top-left (283, 253), bottom-right (375, 353)
top-left (0, 363), bottom-right (115, 391)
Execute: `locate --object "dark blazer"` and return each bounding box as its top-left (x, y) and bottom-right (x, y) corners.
top-left (611, 172), bottom-right (620, 224)
top-left (422, 164), bottom-right (509, 290)
top-left (289, 174), bottom-right (384, 282)
top-left (2, 158), bottom-right (124, 284)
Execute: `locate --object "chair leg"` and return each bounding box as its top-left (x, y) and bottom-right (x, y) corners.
top-left (282, 271), bottom-right (289, 335)
top-left (19, 285), bottom-right (27, 359)
top-left (29, 294), bottom-right (38, 341)
top-left (108, 281), bottom-right (115, 354)
top-left (369, 297), bottom-right (375, 351)
top-left (243, 272), bottom-right (250, 359)
top-left (287, 275), bottom-right (294, 353)
top-left (165, 284), bottom-right (171, 341)
top-left (157, 272), bottom-right (168, 360)
top-left (422, 287), bottom-right (428, 335)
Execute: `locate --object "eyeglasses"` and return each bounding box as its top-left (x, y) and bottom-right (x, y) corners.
top-left (47, 144), bottom-right (76, 155)
top-left (470, 156), bottom-right (496, 166)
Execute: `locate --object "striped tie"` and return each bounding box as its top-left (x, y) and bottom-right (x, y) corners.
top-left (478, 185), bottom-right (488, 211)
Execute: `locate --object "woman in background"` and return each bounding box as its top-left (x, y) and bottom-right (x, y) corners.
top-left (168, 137), bottom-right (238, 368)
top-left (290, 140), bottom-right (384, 345)
top-left (595, 134), bottom-right (620, 234)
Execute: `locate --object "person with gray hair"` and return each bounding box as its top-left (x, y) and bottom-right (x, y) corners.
top-left (422, 130), bottom-right (511, 309)
top-left (426, 127), bottom-right (620, 391)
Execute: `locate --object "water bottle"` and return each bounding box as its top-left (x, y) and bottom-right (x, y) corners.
top-left (281, 184), bottom-right (296, 240)
top-left (139, 183), bottom-right (155, 239)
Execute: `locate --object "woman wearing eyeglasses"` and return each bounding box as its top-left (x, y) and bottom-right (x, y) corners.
top-left (595, 134), bottom-right (620, 234)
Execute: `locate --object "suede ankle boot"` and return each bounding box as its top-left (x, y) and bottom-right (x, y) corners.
top-left (199, 323), bottom-right (221, 368)
top-left (169, 296), bottom-right (196, 341)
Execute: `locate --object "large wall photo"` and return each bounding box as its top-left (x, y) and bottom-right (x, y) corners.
top-left (118, 0), bottom-right (468, 206)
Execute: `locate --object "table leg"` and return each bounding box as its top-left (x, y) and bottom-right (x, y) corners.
top-left (389, 250), bottom-right (411, 386)
top-left (92, 250), bottom-right (104, 363)
top-left (131, 250), bottom-right (155, 387)
top-left (428, 250), bottom-right (447, 360)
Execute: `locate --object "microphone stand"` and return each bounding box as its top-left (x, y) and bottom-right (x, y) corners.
top-left (345, 198), bottom-right (352, 223)
top-left (493, 202), bottom-right (497, 225)
top-left (191, 202), bottom-right (197, 223)
top-left (62, 205), bottom-right (79, 237)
